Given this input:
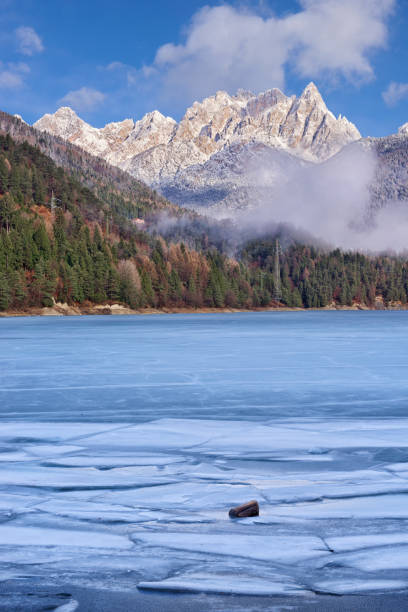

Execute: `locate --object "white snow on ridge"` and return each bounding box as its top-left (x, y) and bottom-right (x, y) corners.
top-left (33, 83), bottom-right (361, 196)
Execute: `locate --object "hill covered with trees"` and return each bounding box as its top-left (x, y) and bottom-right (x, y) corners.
top-left (0, 131), bottom-right (408, 314)
top-left (243, 239), bottom-right (408, 308)
top-left (0, 133), bottom-right (266, 312)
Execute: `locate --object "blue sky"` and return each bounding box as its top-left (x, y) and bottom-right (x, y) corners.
top-left (0, 0), bottom-right (407, 136)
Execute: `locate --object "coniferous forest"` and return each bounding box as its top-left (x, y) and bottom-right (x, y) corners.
top-left (0, 132), bottom-right (408, 313)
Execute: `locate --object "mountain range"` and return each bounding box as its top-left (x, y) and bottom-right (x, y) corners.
top-left (33, 83), bottom-right (369, 214)
top-left (1, 92), bottom-right (408, 312)
top-left (1, 126), bottom-right (407, 314)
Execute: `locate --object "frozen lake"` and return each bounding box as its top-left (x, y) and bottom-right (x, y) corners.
top-left (1, 311), bottom-right (408, 608)
top-left (2, 311), bottom-right (408, 422)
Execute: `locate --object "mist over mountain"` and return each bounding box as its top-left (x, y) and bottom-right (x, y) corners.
top-left (31, 83), bottom-right (408, 251)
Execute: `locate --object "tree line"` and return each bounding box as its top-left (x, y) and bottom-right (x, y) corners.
top-left (0, 133), bottom-right (407, 312)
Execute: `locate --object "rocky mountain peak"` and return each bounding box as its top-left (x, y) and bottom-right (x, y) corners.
top-left (54, 106), bottom-right (79, 118)
top-left (398, 122), bottom-right (408, 136)
top-left (34, 106), bottom-right (88, 141)
top-left (33, 83), bottom-right (361, 195)
top-left (235, 89), bottom-right (254, 101)
top-left (13, 113), bottom-right (27, 124)
top-left (103, 117), bottom-right (134, 130)
top-left (142, 110), bottom-right (176, 125)
top-left (300, 81), bottom-right (322, 98)
top-left (296, 82), bottom-right (329, 114)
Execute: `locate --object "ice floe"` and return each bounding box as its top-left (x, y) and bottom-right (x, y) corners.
top-left (2, 416), bottom-right (408, 596)
top-left (314, 579), bottom-right (407, 594)
top-left (320, 545), bottom-right (408, 572)
top-left (132, 532), bottom-right (327, 563)
top-left (0, 525), bottom-right (133, 548)
top-left (3, 313), bottom-right (408, 598)
top-left (138, 573), bottom-right (309, 596)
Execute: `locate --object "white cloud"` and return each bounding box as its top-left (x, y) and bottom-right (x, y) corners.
top-left (0, 61), bottom-right (30, 88)
top-left (58, 87), bottom-right (106, 111)
top-left (106, 61), bottom-right (126, 71)
top-left (103, 61), bottom-right (138, 86)
top-left (0, 70), bottom-right (23, 88)
top-left (9, 62), bottom-right (30, 74)
top-left (15, 26), bottom-right (44, 56)
top-left (150, 0), bottom-right (395, 101)
top-left (286, 0), bottom-right (394, 80)
top-left (382, 81), bottom-right (408, 107)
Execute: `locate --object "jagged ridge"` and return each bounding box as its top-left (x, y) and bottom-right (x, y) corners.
top-left (34, 83), bottom-right (360, 190)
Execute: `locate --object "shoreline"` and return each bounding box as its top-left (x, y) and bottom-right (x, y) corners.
top-left (0, 301), bottom-right (405, 318)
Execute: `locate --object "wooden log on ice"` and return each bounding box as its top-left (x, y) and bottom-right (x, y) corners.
top-left (229, 500), bottom-right (259, 518)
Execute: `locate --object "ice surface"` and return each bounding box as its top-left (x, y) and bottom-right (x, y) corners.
top-left (321, 545), bottom-right (408, 571)
top-left (139, 573), bottom-right (309, 596)
top-left (0, 422), bottom-right (115, 441)
top-left (132, 532), bottom-right (328, 563)
top-left (99, 481), bottom-right (261, 510)
top-left (0, 525), bottom-right (133, 548)
top-left (2, 313), bottom-right (408, 598)
top-left (314, 580), bottom-right (407, 594)
top-left (267, 494), bottom-right (408, 519)
top-left (54, 601), bottom-right (79, 612)
top-left (45, 454), bottom-right (183, 468)
top-left (327, 533), bottom-right (408, 552)
top-left (35, 499), bottom-right (169, 523)
top-left (23, 444), bottom-right (84, 457)
top-left (0, 464), bottom-right (176, 489)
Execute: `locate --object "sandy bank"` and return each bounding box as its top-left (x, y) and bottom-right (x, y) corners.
top-left (0, 300), bottom-right (405, 317)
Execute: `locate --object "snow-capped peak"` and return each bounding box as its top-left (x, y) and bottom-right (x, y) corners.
top-left (54, 106), bottom-right (80, 118)
top-left (398, 122), bottom-right (408, 136)
top-left (33, 83), bottom-right (361, 187)
top-left (140, 110), bottom-right (176, 125)
top-left (299, 82), bottom-right (327, 110)
top-left (13, 113), bottom-right (27, 124)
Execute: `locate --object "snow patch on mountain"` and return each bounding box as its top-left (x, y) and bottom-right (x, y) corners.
top-left (398, 122), bottom-right (408, 136)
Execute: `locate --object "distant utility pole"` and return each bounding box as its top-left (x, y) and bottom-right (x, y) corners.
top-left (105, 214), bottom-right (112, 236)
top-left (274, 238), bottom-right (282, 302)
top-left (50, 190), bottom-right (62, 213)
top-left (50, 190), bottom-right (56, 213)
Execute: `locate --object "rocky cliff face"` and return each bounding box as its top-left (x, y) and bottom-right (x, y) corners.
top-left (34, 83), bottom-right (361, 213)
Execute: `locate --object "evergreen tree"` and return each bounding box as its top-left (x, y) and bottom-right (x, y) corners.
top-left (0, 272), bottom-right (11, 310)
top-left (0, 156), bottom-right (9, 193)
top-left (0, 194), bottom-right (16, 233)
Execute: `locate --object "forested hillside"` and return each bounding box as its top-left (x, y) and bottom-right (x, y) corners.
top-left (243, 240), bottom-right (408, 308)
top-left (0, 132), bottom-right (407, 313)
top-left (0, 134), bottom-right (267, 311)
top-left (0, 111), bottom-right (180, 220)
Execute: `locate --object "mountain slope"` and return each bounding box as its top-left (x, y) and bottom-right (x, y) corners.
top-left (0, 110), bottom-right (179, 222)
top-left (160, 141), bottom-right (308, 215)
top-left (365, 130), bottom-right (408, 207)
top-left (0, 132), bottom-right (271, 312)
top-left (1, 132), bottom-right (408, 313)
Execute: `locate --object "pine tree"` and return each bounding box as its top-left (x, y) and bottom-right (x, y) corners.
top-left (0, 156), bottom-right (9, 194)
top-left (0, 273), bottom-right (11, 310)
top-left (0, 194), bottom-right (16, 234)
